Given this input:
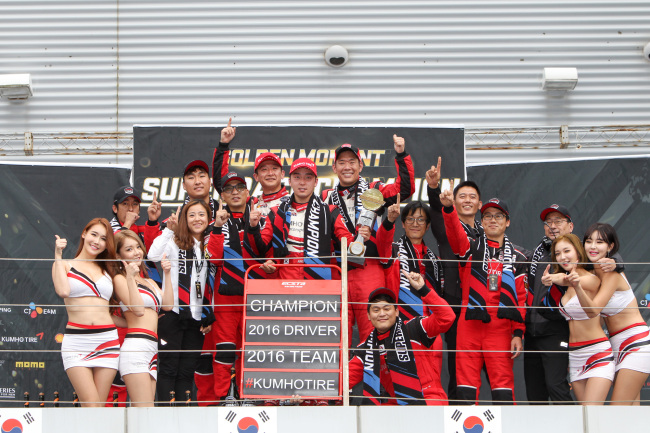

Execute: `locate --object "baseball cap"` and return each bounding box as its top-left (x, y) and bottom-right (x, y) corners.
top-left (113, 186), bottom-right (141, 205)
top-left (290, 158), bottom-right (317, 176)
top-left (540, 204), bottom-right (572, 222)
top-left (254, 152), bottom-right (282, 171)
top-left (221, 172), bottom-right (246, 187)
top-left (480, 198), bottom-right (509, 217)
top-left (183, 160), bottom-right (210, 177)
top-left (367, 287), bottom-right (397, 306)
top-left (334, 144), bottom-right (361, 161)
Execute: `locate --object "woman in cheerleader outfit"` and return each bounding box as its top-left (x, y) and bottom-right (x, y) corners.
top-left (52, 218), bottom-right (120, 407)
top-left (113, 230), bottom-right (174, 406)
top-left (582, 223), bottom-right (650, 405)
top-left (542, 234), bottom-right (614, 405)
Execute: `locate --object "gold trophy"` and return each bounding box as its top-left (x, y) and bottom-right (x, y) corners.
top-left (348, 188), bottom-right (385, 265)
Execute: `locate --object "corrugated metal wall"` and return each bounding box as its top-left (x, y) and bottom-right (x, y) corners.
top-left (1, 0), bottom-right (649, 132)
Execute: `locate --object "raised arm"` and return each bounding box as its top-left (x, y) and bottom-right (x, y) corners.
top-left (113, 262), bottom-right (145, 316)
top-left (52, 235), bottom-right (71, 298)
top-left (143, 191), bottom-right (163, 251)
top-left (439, 184), bottom-right (471, 258)
top-left (425, 157), bottom-right (449, 245)
top-left (375, 135), bottom-right (415, 204)
top-left (160, 253), bottom-right (175, 311)
top-left (375, 196), bottom-right (399, 262)
top-left (148, 227), bottom-right (174, 261)
top-left (567, 270), bottom-right (610, 318)
top-left (211, 117), bottom-right (236, 194)
top-left (402, 270), bottom-right (455, 335)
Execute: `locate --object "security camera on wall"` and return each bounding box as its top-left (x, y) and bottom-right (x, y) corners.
top-left (644, 42), bottom-right (650, 62)
top-left (324, 45), bottom-right (349, 67)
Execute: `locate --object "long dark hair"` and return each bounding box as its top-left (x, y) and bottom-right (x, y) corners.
top-left (75, 218), bottom-right (118, 278)
top-left (550, 233), bottom-right (588, 274)
top-left (583, 222), bottom-right (620, 257)
top-left (174, 199), bottom-right (210, 251)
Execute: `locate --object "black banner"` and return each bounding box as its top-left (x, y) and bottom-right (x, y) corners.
top-left (468, 156), bottom-right (650, 402)
top-left (0, 163), bottom-right (130, 407)
top-left (132, 125), bottom-right (466, 208)
top-left (467, 156), bottom-right (650, 311)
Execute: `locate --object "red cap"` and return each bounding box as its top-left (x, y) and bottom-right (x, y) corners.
top-left (367, 287), bottom-right (397, 305)
top-left (480, 198), bottom-right (509, 217)
top-left (290, 158), bottom-right (317, 176)
top-left (183, 160), bottom-right (209, 177)
top-left (540, 204), bottom-right (572, 222)
top-left (254, 152), bottom-right (282, 171)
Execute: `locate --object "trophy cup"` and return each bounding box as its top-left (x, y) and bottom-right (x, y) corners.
top-left (348, 188), bottom-right (385, 265)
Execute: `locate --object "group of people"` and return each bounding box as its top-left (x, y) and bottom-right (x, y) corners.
top-left (52, 119), bottom-right (649, 407)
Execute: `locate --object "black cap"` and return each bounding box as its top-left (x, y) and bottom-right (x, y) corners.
top-left (367, 287), bottom-right (397, 305)
top-left (113, 186), bottom-right (141, 205)
top-left (183, 160), bottom-right (209, 177)
top-left (220, 172), bottom-right (246, 187)
top-left (540, 204), bottom-right (572, 222)
top-left (480, 198), bottom-right (509, 217)
top-left (334, 144), bottom-right (361, 161)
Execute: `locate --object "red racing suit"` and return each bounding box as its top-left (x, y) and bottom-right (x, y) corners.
top-left (442, 206), bottom-right (528, 404)
top-left (375, 219), bottom-right (448, 404)
top-left (243, 193), bottom-right (353, 280)
top-left (201, 199), bottom-right (267, 402)
top-left (321, 152), bottom-right (415, 341)
top-left (349, 289), bottom-right (455, 405)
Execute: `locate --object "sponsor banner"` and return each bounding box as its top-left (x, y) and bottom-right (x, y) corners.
top-left (467, 156), bottom-right (650, 307)
top-left (0, 387), bottom-right (16, 400)
top-left (218, 407), bottom-right (277, 433)
top-left (245, 320), bottom-right (340, 344)
top-left (247, 295), bottom-right (341, 318)
top-left (468, 156), bottom-right (650, 400)
top-left (244, 346), bottom-right (339, 370)
top-left (241, 372), bottom-right (340, 397)
top-left (0, 163), bottom-right (130, 407)
top-left (242, 278), bottom-right (342, 399)
top-left (132, 125), bottom-right (466, 211)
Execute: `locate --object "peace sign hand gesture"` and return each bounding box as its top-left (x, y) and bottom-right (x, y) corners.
top-left (249, 200), bottom-right (262, 228)
top-left (214, 199), bottom-right (230, 227)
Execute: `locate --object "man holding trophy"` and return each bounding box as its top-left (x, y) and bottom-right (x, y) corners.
top-left (321, 136), bottom-right (415, 341)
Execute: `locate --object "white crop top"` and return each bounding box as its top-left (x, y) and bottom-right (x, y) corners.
top-left (67, 267), bottom-right (113, 301)
top-left (120, 281), bottom-right (162, 313)
top-left (559, 295), bottom-right (591, 321)
top-left (601, 275), bottom-right (636, 317)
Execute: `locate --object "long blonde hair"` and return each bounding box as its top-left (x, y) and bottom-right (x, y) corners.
top-left (550, 233), bottom-right (588, 274)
